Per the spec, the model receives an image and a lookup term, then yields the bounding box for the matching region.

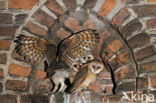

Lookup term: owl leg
[59,82,67,92]
[51,81,60,93]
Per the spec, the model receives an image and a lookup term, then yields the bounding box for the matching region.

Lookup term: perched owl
[67,60,104,93]
[14,29,100,93]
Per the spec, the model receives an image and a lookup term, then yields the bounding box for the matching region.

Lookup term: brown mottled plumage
[14,29,101,93]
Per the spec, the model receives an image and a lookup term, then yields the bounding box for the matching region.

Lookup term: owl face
[89,61,104,74]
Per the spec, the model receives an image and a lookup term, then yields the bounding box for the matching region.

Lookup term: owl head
[89,61,104,74]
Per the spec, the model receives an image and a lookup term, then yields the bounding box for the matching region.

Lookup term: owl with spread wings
[14,29,104,93]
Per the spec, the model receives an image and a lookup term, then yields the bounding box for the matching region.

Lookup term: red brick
[56,28,71,40]
[137,77,148,90]
[0,13,13,24]
[97,69,111,79]
[150,76,156,88]
[120,19,142,38]
[9,0,39,10]
[105,86,113,95]
[83,0,97,10]
[88,82,102,93]
[33,9,54,27]
[111,7,130,27]
[97,0,117,18]
[21,95,49,103]
[115,66,136,82]
[0,53,7,64]
[115,82,136,94]
[110,50,132,72]
[63,0,77,9]
[83,19,96,30]
[0,95,17,103]
[46,0,65,15]
[6,80,28,92]
[0,40,11,50]
[34,80,52,94]
[24,21,48,36]
[64,17,80,32]
[0,68,4,78]
[107,40,123,53]
[15,14,27,25]
[132,5,156,17]
[146,18,156,29]
[9,64,31,77]
[128,33,150,49]
[36,69,47,80]
[0,26,16,37]
[0,1,6,9]
[138,61,156,74]
[0,83,2,93]
[134,45,156,61]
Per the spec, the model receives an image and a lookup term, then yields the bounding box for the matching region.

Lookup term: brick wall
[0,0,156,103]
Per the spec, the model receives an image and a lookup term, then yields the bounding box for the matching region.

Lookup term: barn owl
[14,29,100,93]
[67,60,104,93]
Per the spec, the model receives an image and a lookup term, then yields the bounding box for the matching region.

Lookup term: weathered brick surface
[0,26,16,37]
[134,45,156,61]
[5,80,28,92]
[0,53,7,64]
[33,9,54,27]
[83,19,96,30]
[128,33,150,49]
[138,61,156,74]
[98,0,117,18]
[115,82,136,93]
[107,40,123,53]
[88,82,102,94]
[0,1,6,9]
[83,0,97,10]
[0,95,17,103]
[0,68,4,78]
[9,0,39,10]
[15,14,28,25]
[115,66,136,82]
[9,64,31,77]
[150,76,156,88]
[105,86,113,95]
[0,40,11,50]
[132,5,156,17]
[97,69,111,79]
[120,19,142,38]
[137,77,148,90]
[109,50,132,72]
[56,28,71,40]
[101,95,122,103]
[34,80,52,94]
[146,18,156,29]
[36,69,47,80]
[0,13,13,24]
[46,0,65,15]
[63,0,77,9]
[64,17,80,32]
[111,7,130,27]
[21,95,49,103]
[24,21,48,36]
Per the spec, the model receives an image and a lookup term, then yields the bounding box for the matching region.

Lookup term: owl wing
[14,34,56,64]
[58,29,99,71]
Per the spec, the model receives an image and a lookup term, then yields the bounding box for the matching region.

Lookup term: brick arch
[0,0,156,103]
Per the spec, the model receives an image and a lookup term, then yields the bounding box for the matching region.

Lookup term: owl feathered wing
[58,29,100,69]
[14,35,56,64]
